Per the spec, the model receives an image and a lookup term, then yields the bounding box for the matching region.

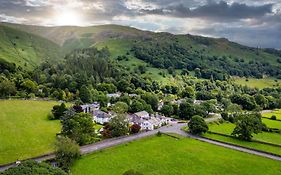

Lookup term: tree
[179,102,207,120]
[188,115,208,135]
[0,79,16,97]
[201,100,217,114]
[161,103,174,117]
[230,94,257,110]
[130,99,153,113]
[255,94,268,109]
[141,93,159,111]
[21,79,38,93]
[105,114,129,137]
[113,101,129,114]
[79,85,92,103]
[231,113,263,141]
[1,160,66,175]
[51,103,67,120]
[61,110,95,145]
[180,86,195,99]
[55,137,80,172]
[130,124,141,134]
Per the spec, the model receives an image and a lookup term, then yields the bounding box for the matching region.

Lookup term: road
[1,115,281,172]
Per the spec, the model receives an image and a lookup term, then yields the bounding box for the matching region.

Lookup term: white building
[93,110,112,124]
[129,111,170,131]
[81,102,100,113]
[134,111,150,119]
[107,93,121,98]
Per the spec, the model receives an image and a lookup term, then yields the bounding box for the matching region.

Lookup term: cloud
[139,1,273,20]
[0,0,280,48]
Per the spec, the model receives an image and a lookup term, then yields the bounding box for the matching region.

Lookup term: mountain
[0,24,63,69]
[1,22,281,79]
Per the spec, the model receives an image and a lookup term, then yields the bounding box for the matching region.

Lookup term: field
[233,77,281,89]
[263,109,281,120]
[0,100,63,164]
[204,119,281,155]
[72,135,281,175]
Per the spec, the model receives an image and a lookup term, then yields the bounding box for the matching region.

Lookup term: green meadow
[233,77,281,89]
[0,100,63,164]
[204,120,281,155]
[72,135,281,175]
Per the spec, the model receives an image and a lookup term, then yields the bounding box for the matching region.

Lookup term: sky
[0,0,280,48]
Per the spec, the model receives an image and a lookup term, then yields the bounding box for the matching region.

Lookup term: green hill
[2,22,281,80]
[0,24,63,69]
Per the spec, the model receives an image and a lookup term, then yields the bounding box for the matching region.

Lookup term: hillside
[0,24,63,69]
[1,22,281,80]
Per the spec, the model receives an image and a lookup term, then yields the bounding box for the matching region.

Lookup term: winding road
[1,115,281,172]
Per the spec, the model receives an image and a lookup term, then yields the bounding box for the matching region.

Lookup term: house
[129,94,138,97]
[193,100,204,105]
[171,99,185,106]
[107,93,121,98]
[93,110,112,124]
[128,111,170,131]
[81,102,100,113]
[134,111,150,119]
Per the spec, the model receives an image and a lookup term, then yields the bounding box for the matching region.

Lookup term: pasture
[0,100,63,164]
[72,135,281,175]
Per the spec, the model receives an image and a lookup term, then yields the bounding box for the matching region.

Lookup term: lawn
[233,77,281,89]
[263,109,281,120]
[0,100,64,164]
[72,135,281,175]
[205,121,281,155]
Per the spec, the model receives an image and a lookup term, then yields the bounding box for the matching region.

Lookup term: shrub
[1,160,66,175]
[130,124,141,134]
[156,131,162,137]
[221,112,229,121]
[271,115,277,120]
[123,169,143,175]
[47,112,55,120]
[55,137,81,172]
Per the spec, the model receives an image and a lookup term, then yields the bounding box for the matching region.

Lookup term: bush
[55,137,81,172]
[188,115,209,135]
[271,115,277,120]
[221,112,229,121]
[156,131,162,137]
[130,124,141,134]
[1,160,66,175]
[47,112,55,120]
[123,169,143,175]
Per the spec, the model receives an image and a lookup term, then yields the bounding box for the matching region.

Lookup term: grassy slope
[72,135,281,175]
[233,77,281,89]
[0,100,62,164]
[0,25,63,69]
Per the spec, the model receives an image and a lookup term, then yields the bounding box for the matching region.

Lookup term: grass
[0,100,63,164]
[233,77,281,89]
[0,25,62,69]
[204,121,281,155]
[72,135,281,175]
[263,109,281,120]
